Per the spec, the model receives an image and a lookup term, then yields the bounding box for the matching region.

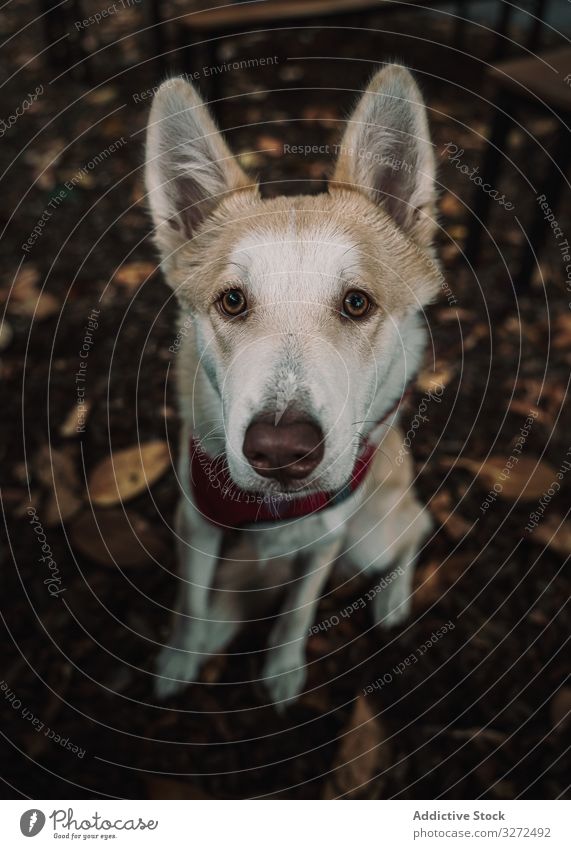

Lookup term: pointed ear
[145,78,252,258]
[332,64,436,246]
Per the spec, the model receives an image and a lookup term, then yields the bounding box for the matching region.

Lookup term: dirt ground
[1,2,570,799]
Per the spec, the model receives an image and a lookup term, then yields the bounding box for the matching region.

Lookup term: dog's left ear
[332,64,436,246]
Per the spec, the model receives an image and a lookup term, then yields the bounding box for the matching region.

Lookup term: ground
[0,2,570,799]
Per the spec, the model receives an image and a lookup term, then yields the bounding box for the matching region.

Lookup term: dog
[145,63,440,707]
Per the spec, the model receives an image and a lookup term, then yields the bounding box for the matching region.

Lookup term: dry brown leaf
[463,323,489,351]
[85,86,118,105]
[414,553,473,611]
[511,379,566,420]
[413,559,442,610]
[501,316,542,346]
[550,687,571,731]
[447,224,467,240]
[302,105,340,128]
[416,364,453,394]
[307,161,328,180]
[113,261,157,292]
[553,314,571,350]
[255,134,283,157]
[236,151,265,170]
[130,178,146,206]
[508,399,548,425]
[33,445,83,525]
[439,192,464,217]
[88,441,171,506]
[441,456,558,501]
[322,695,386,799]
[433,307,475,323]
[3,265,40,298]
[440,242,461,264]
[531,514,571,556]
[6,266,59,320]
[0,319,13,351]
[59,400,92,437]
[70,509,171,567]
[428,490,471,539]
[24,139,65,189]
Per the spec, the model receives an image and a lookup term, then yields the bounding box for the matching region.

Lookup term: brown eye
[219,289,247,317]
[342,289,372,319]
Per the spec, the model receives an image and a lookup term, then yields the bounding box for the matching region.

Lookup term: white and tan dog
[145,64,441,706]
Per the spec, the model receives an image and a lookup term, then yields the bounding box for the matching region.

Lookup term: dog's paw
[262,657,307,710]
[154,645,203,699]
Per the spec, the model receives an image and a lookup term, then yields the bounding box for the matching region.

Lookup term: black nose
[243,410,324,484]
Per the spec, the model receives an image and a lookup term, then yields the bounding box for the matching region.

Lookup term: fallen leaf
[307,161,328,180]
[59,400,92,437]
[433,307,475,323]
[33,445,83,525]
[553,314,571,350]
[508,399,548,425]
[6,266,59,320]
[236,151,265,170]
[428,491,471,539]
[85,86,118,105]
[439,192,464,217]
[530,514,571,556]
[511,379,566,421]
[413,559,442,610]
[113,261,157,293]
[414,554,473,610]
[463,323,489,351]
[3,265,40,297]
[322,696,386,799]
[254,134,283,157]
[70,509,171,567]
[500,316,541,346]
[302,105,340,128]
[440,242,461,263]
[550,687,571,732]
[24,139,66,189]
[0,319,12,351]
[447,224,467,241]
[88,441,171,506]
[440,456,558,501]
[416,364,453,394]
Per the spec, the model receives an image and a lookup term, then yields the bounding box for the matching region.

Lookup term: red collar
[189,391,410,529]
[189,438,377,529]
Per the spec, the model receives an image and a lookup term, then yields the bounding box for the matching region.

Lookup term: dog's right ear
[145,78,252,258]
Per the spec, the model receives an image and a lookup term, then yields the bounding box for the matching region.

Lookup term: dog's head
[146,65,441,496]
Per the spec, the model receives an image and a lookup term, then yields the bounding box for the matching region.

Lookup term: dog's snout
[243,410,324,484]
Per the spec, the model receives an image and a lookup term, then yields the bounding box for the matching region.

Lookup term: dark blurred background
[1,1,570,799]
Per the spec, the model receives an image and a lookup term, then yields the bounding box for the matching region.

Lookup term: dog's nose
[243,411,324,483]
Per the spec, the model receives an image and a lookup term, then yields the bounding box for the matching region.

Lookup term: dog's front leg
[154,501,222,698]
[369,500,432,630]
[262,535,342,709]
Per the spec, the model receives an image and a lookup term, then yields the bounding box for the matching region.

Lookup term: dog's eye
[219,289,247,317]
[342,290,372,319]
